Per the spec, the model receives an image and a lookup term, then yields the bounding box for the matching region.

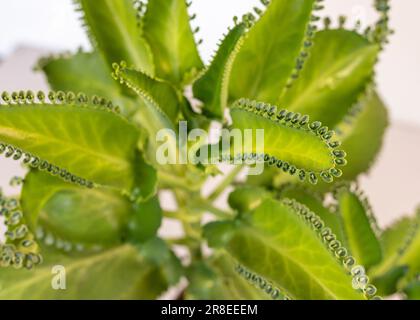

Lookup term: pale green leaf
[0,99,140,190]
[77,0,154,73]
[186,254,279,300]
[281,29,379,128]
[334,184,382,269]
[335,91,389,181]
[226,100,346,184]
[113,64,180,121]
[229,0,316,104]
[143,0,203,84]
[279,184,345,243]
[0,245,169,299]
[21,170,131,245]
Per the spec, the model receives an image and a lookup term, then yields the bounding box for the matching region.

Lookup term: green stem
[158,171,202,191]
[191,200,234,219]
[207,165,244,202]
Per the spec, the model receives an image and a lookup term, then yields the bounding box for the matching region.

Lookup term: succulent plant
[1,0,418,300]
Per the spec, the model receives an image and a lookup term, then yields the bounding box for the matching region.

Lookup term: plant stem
[191,201,233,219]
[158,171,202,191]
[207,165,244,202]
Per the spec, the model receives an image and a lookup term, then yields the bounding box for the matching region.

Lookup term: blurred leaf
[336,91,389,180]
[403,280,420,300]
[373,266,408,297]
[0,244,169,299]
[126,196,162,244]
[113,65,180,121]
[228,186,271,213]
[334,185,382,269]
[39,51,137,116]
[281,29,379,128]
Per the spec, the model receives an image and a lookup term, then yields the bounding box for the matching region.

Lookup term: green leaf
[0,244,169,299]
[126,196,162,244]
[193,23,246,119]
[404,280,420,300]
[335,91,389,181]
[21,170,131,246]
[279,184,345,243]
[112,64,180,121]
[396,215,420,279]
[229,0,316,104]
[143,0,203,84]
[205,198,369,300]
[226,100,346,184]
[281,29,379,128]
[76,0,154,73]
[370,215,417,277]
[186,254,280,300]
[0,96,140,191]
[228,186,271,213]
[139,237,184,286]
[38,51,137,117]
[373,266,408,296]
[334,184,382,269]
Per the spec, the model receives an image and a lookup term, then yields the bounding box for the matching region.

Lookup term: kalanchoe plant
[0,0,418,300]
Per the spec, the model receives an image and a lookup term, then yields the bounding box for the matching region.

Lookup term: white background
[0,0,419,125]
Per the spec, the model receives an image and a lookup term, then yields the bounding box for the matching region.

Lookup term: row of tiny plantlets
[1,90,120,113]
[281,198,380,300]
[0,90,130,189]
[226,98,346,185]
[235,263,291,300]
[283,0,324,92]
[0,142,93,189]
[0,192,42,269]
